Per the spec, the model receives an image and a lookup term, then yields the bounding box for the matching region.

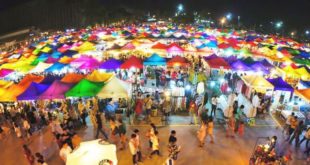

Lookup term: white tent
[29,62,53,73]
[66,139,117,165]
[97,76,130,99]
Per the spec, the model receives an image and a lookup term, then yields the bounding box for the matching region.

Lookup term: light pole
[220,17,226,29]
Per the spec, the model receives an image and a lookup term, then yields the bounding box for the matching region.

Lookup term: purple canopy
[99,58,122,70]
[39,80,73,100]
[231,60,251,71]
[224,56,238,64]
[250,62,269,74]
[45,57,59,64]
[261,59,274,69]
[0,69,13,77]
[71,56,100,70]
[267,77,293,93]
[204,54,218,61]
[41,75,63,84]
[17,82,50,100]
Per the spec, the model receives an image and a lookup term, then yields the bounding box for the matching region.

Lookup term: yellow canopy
[295,67,310,81]
[97,76,129,99]
[241,75,274,93]
[282,66,300,79]
[86,70,113,82]
[0,80,13,89]
[77,41,95,53]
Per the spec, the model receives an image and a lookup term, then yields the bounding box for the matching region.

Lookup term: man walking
[95,112,108,140]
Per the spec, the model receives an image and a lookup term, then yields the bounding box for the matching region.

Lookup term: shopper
[95,112,108,140]
[118,119,127,150]
[133,129,142,162]
[129,134,138,165]
[169,130,177,143]
[189,100,197,125]
[299,127,310,148]
[22,144,35,165]
[211,95,217,118]
[59,143,72,162]
[197,121,207,147]
[149,130,160,158]
[206,117,214,143]
[289,120,305,147]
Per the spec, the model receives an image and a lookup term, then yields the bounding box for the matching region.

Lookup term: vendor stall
[267,77,294,104]
[241,75,274,98]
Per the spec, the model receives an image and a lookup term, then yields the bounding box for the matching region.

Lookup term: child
[149,130,160,158]
[238,121,245,137]
[206,117,214,143]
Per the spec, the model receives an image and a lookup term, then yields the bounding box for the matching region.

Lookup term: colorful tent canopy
[99,58,122,70]
[0,69,14,77]
[166,43,184,53]
[295,88,310,103]
[267,77,293,92]
[206,57,231,70]
[120,56,143,69]
[97,77,129,99]
[0,80,13,89]
[59,56,75,64]
[29,62,53,73]
[250,62,270,74]
[204,54,218,61]
[39,80,73,100]
[230,60,251,71]
[41,75,63,84]
[61,73,85,83]
[241,75,274,93]
[298,81,310,89]
[282,66,300,79]
[86,70,113,82]
[295,67,310,81]
[65,79,104,97]
[17,82,50,100]
[167,56,188,67]
[151,42,167,49]
[143,53,166,66]
[45,62,68,73]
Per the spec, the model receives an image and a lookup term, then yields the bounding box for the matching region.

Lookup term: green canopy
[65,79,104,97]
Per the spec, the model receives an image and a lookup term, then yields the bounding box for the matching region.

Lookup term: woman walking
[206,117,214,143]
[197,121,207,147]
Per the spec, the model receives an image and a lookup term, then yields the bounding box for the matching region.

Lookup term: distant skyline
[0,0,309,33]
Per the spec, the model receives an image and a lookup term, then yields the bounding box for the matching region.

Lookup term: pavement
[0,111,309,165]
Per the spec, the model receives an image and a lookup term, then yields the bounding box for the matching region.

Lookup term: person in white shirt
[211,96,218,118]
[129,134,138,165]
[59,143,72,162]
[251,94,260,117]
[149,130,160,158]
[134,129,142,162]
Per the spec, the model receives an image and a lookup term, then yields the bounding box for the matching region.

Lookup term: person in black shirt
[95,112,108,140]
[169,130,177,143]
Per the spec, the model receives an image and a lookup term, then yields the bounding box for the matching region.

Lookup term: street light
[178,4,184,12]
[226,13,232,20]
[306,30,309,35]
[275,21,283,29]
[220,17,226,28]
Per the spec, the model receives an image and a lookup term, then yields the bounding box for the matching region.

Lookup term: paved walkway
[0,114,309,165]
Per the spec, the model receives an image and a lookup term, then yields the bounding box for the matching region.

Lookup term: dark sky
[0,0,309,31]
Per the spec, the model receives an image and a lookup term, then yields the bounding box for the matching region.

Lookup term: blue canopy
[45,62,67,73]
[143,53,166,66]
[99,58,122,70]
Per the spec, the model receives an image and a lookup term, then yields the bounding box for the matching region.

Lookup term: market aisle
[0,116,308,165]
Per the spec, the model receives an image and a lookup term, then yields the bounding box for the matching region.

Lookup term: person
[23,118,32,139]
[118,119,127,150]
[146,123,157,150]
[169,130,177,144]
[211,96,217,118]
[13,122,22,138]
[197,121,207,147]
[134,92,143,116]
[238,121,245,137]
[129,134,138,165]
[149,130,160,158]
[71,133,82,149]
[226,117,235,138]
[167,137,181,165]
[234,105,245,133]
[144,95,153,122]
[133,129,142,162]
[206,117,214,143]
[299,127,310,148]
[189,100,197,125]
[283,112,295,134]
[286,116,298,141]
[289,120,305,147]
[163,99,171,121]
[22,144,35,165]
[59,143,72,162]
[95,112,108,140]
[35,152,48,165]
[251,93,260,117]
[78,100,87,126]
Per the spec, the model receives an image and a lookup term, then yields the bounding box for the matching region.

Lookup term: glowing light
[219,78,225,83]
[226,13,232,20]
[221,18,226,25]
[178,4,184,12]
[210,81,215,87]
[185,85,191,90]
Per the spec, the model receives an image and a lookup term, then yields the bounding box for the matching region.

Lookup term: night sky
[0,0,309,31]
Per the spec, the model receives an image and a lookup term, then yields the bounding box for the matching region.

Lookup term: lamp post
[220,17,226,29]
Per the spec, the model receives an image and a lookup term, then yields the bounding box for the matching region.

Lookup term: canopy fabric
[0,69,14,77]
[261,59,274,69]
[41,75,63,84]
[99,58,122,70]
[65,79,104,97]
[39,80,73,100]
[120,56,143,69]
[282,66,300,79]
[143,53,166,66]
[295,67,310,81]
[29,62,53,73]
[151,42,167,49]
[241,75,274,93]
[166,43,184,53]
[76,41,95,53]
[86,70,113,82]
[299,80,310,89]
[66,140,117,165]
[0,80,13,89]
[295,88,310,103]
[267,77,293,92]
[97,77,129,99]
[17,82,50,100]
[204,54,218,61]
[167,55,188,67]
[45,62,67,73]
[250,62,270,74]
[230,60,251,71]
[71,56,100,69]
[206,57,231,69]
[19,74,44,86]
[61,73,85,83]
[59,56,75,64]
[121,42,136,50]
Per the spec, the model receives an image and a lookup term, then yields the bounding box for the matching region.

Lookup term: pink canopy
[39,80,73,100]
[71,56,101,70]
[166,43,184,53]
[0,69,14,77]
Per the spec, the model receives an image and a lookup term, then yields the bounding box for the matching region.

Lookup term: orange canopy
[61,73,85,83]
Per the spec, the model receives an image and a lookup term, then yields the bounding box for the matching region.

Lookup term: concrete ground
[0,113,309,165]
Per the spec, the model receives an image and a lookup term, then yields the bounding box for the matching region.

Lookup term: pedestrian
[144,95,153,122]
[109,118,118,142]
[169,130,177,144]
[238,121,245,137]
[71,133,82,149]
[13,122,22,138]
[35,152,48,165]
[283,112,294,134]
[286,116,298,141]
[133,129,142,162]
[59,142,72,162]
[118,119,127,150]
[226,117,235,138]
[95,112,108,140]
[146,123,157,150]
[299,127,310,148]
[197,121,207,147]
[166,137,181,165]
[23,118,32,139]
[149,130,160,158]
[189,100,197,125]
[129,134,138,165]
[211,95,217,118]
[22,144,35,165]
[289,120,305,147]
[206,117,214,143]
[234,105,245,133]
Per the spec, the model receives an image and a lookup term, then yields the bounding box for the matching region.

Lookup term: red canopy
[151,42,167,49]
[120,56,143,69]
[206,57,231,69]
[167,56,188,67]
[166,43,185,52]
